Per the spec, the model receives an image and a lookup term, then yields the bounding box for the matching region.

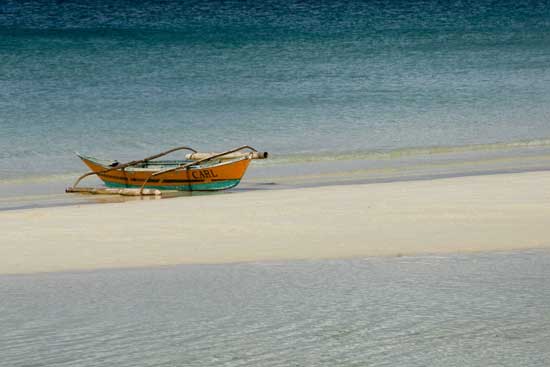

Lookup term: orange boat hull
[80,156,251,191]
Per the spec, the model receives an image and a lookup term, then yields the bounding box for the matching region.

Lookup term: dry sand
[1,171,550,275]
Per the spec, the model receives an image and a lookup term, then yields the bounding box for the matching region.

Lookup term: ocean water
[1,0,550,185]
[1,250,550,366]
[2,3,550,363]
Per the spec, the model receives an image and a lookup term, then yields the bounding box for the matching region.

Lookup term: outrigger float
[66,145,268,196]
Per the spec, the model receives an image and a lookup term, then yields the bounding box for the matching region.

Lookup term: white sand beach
[1,171,550,275]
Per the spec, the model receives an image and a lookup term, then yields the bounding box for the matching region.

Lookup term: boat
[66,145,268,196]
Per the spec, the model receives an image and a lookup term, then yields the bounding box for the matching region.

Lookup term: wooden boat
[66,146,268,195]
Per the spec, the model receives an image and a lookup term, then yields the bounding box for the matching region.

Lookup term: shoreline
[1,170,550,275]
[2,145,550,212]
[2,165,550,213]
[2,248,548,278]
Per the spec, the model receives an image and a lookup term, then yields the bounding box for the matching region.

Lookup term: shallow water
[1,250,549,366]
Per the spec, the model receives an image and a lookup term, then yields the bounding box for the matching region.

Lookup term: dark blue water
[1,0,550,181]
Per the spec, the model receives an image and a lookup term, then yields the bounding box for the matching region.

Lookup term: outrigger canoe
[66,145,268,196]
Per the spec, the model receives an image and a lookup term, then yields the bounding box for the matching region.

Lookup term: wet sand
[1,171,550,275]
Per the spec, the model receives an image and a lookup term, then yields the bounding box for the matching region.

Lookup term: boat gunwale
[77,153,251,173]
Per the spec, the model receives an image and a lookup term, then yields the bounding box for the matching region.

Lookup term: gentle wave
[260,138,550,165]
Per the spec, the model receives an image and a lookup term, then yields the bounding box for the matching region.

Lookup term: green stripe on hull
[103,179,241,191]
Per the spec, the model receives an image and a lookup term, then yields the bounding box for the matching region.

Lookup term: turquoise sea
[2,2,550,365]
[1,0,550,209]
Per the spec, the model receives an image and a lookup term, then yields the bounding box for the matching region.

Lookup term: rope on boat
[67,146,198,191]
